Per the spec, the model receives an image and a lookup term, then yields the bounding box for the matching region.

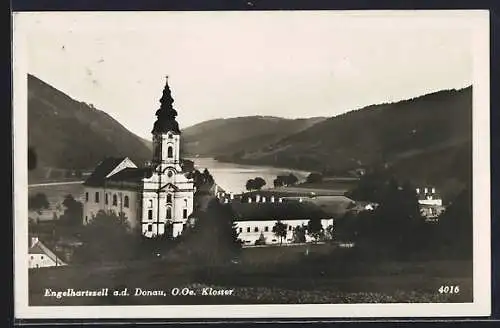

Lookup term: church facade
[82,77,195,238]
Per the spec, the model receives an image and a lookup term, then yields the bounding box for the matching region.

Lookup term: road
[28,181,84,188]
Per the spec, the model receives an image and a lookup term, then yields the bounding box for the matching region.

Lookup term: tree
[292,225,307,243]
[306,172,323,184]
[172,199,242,265]
[246,179,255,191]
[285,173,299,186]
[28,193,50,211]
[324,224,335,242]
[58,194,83,226]
[307,218,324,242]
[253,177,266,190]
[72,210,135,263]
[255,232,267,246]
[272,221,288,245]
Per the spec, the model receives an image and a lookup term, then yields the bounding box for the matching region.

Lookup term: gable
[106,157,137,178]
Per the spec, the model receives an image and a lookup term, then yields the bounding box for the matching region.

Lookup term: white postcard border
[13,10,491,319]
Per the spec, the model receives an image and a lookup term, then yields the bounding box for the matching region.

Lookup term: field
[29,244,472,306]
[28,183,85,206]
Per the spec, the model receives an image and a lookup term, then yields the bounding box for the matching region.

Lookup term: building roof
[83,157,128,186]
[106,167,153,182]
[29,239,67,265]
[231,201,331,221]
[84,157,154,187]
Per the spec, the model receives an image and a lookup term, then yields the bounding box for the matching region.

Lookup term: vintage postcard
[13,10,491,319]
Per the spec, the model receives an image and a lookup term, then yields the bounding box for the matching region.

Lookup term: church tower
[141,76,195,238]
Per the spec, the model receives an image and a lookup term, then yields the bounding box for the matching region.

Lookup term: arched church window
[166,206,172,219]
[112,194,117,206]
[124,196,129,208]
[167,146,173,158]
[105,193,108,205]
[184,198,188,207]
[148,199,153,208]
[167,133,173,139]
[167,194,172,204]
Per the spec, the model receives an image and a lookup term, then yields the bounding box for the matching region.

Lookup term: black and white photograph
[13,10,491,319]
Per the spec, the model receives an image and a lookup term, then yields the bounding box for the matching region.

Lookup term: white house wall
[235,218,334,246]
[29,253,59,269]
[83,186,139,229]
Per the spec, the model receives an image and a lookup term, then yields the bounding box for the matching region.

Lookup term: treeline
[337,169,472,260]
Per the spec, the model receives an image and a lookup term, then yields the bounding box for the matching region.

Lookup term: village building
[29,236,67,269]
[416,187,446,220]
[82,77,195,238]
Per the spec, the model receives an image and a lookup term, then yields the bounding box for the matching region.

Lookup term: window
[168,133,173,139]
[30,256,33,260]
[41,256,44,260]
[95,192,99,203]
[254,227,259,232]
[105,193,108,205]
[167,146,173,158]
[239,228,242,233]
[148,199,153,208]
[288,225,292,231]
[85,192,89,202]
[85,216,88,223]
[264,226,269,232]
[183,209,188,219]
[148,210,153,220]
[166,194,172,204]
[184,199,188,207]
[247,227,250,233]
[147,225,152,232]
[167,170,173,178]
[124,196,129,208]
[166,207,172,219]
[112,194,117,206]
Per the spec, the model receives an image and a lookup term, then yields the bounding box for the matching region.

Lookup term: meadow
[29,244,472,306]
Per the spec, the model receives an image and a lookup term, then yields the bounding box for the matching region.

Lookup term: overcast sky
[23,11,474,139]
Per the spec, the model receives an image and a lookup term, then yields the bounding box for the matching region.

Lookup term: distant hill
[215,87,473,198]
[181,116,327,157]
[28,74,152,177]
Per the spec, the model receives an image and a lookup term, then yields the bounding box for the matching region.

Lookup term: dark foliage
[245,177,266,191]
[28,193,50,211]
[172,199,242,265]
[307,218,324,242]
[57,194,83,226]
[306,172,323,183]
[272,221,288,245]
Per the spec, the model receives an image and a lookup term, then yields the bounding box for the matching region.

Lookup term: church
[82,77,195,238]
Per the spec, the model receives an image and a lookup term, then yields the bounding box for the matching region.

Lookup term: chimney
[262,197,266,203]
[30,236,39,248]
[416,188,420,194]
[256,195,261,203]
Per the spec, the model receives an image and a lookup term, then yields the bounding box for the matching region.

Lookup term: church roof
[107,167,153,182]
[231,201,331,222]
[83,157,127,186]
[84,157,153,187]
[152,76,181,135]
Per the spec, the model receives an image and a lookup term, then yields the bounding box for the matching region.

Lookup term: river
[190,157,310,194]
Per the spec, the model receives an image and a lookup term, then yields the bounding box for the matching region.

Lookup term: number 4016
[438,285,460,294]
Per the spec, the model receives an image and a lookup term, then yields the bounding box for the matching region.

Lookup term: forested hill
[215,86,473,192]
[181,116,327,157]
[28,74,152,172]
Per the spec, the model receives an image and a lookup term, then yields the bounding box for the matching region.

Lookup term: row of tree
[255,218,334,246]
